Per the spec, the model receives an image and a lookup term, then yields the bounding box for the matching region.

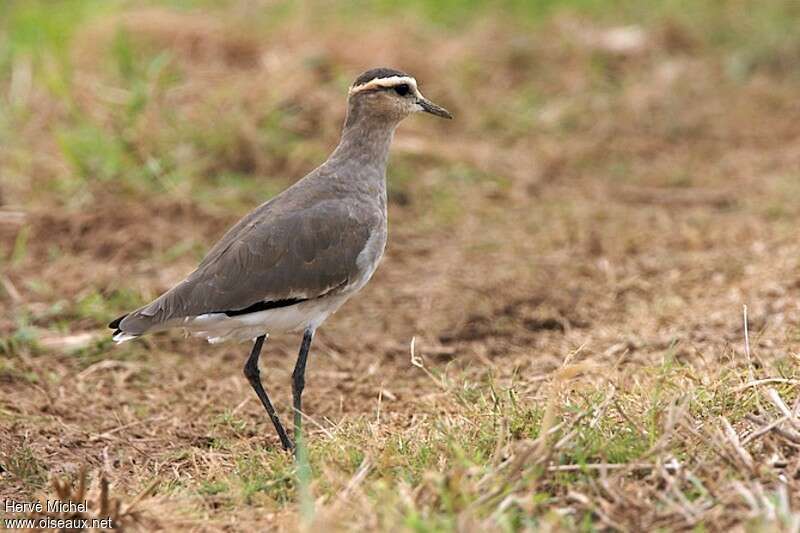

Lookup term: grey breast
[117,170,383,335]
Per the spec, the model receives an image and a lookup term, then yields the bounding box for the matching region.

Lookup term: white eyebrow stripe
[349,76,419,96]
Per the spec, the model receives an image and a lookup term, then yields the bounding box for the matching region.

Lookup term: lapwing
[109,67,452,451]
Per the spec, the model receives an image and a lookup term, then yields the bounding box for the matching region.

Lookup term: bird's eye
[394,84,410,96]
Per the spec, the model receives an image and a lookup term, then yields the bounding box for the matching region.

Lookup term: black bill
[418,97,453,119]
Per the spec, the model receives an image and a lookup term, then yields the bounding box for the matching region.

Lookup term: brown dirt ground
[2,5,800,531]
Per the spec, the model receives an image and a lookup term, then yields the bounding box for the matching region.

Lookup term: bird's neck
[326,117,397,178]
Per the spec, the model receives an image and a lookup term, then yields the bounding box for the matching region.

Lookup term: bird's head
[345,67,452,127]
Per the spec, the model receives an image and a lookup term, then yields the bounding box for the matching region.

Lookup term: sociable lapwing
[109,67,452,451]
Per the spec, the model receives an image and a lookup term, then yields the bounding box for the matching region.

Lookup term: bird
[108,67,452,451]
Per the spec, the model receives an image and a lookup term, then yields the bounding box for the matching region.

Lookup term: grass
[3,0,800,530]
[1,443,48,491]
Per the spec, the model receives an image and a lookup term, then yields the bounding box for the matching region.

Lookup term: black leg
[243,335,293,451]
[292,329,314,449]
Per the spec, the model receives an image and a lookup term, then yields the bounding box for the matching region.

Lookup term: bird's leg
[291,329,314,450]
[243,335,293,451]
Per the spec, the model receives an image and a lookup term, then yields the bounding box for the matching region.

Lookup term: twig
[409,336,448,390]
[231,397,250,416]
[296,408,336,440]
[0,210,26,225]
[547,463,653,472]
[78,360,142,380]
[741,415,789,445]
[720,417,754,471]
[0,275,21,303]
[125,478,161,514]
[567,491,626,531]
[89,416,162,442]
[732,481,759,512]
[764,388,800,431]
[734,379,800,392]
[746,414,800,444]
[743,305,754,384]
[336,457,372,503]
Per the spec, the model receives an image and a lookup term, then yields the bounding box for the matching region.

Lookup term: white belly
[181,294,350,343]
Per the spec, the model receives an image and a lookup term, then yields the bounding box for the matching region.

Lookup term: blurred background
[2,0,800,529]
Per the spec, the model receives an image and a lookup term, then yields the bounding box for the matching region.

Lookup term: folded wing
[114,200,372,336]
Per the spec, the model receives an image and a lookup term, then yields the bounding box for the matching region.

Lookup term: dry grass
[3,0,800,530]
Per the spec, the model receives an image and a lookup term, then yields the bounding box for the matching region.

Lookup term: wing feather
[118,199,374,335]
